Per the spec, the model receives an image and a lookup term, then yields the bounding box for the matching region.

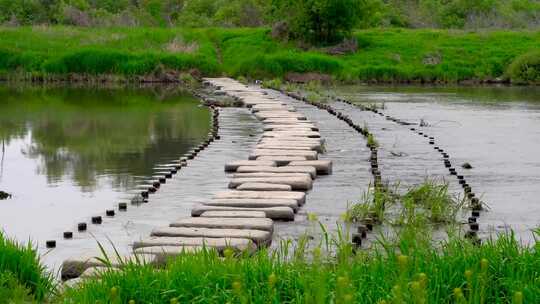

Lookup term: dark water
[334,85,540,243]
[0,85,210,246]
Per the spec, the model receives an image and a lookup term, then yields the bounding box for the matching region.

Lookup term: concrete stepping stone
[259,137,324,144]
[288,160,333,175]
[133,237,256,253]
[256,113,306,120]
[191,205,295,221]
[262,131,321,138]
[252,105,296,112]
[224,160,277,172]
[203,198,298,211]
[229,176,313,191]
[263,118,313,124]
[61,253,157,280]
[79,266,108,278]
[264,124,318,131]
[237,182,292,191]
[250,149,318,160]
[151,227,272,247]
[134,245,207,258]
[170,217,274,232]
[256,156,309,165]
[200,210,267,218]
[258,141,323,152]
[232,172,312,179]
[214,190,306,205]
[236,166,317,179]
[255,145,315,151]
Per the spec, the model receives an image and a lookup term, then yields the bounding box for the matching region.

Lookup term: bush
[0,232,53,301]
[506,50,540,84]
[270,0,363,45]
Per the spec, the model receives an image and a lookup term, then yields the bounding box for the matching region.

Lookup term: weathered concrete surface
[61,253,157,280]
[263,124,318,131]
[79,266,108,279]
[232,172,311,179]
[133,237,256,253]
[236,166,317,179]
[170,217,274,232]
[252,105,296,112]
[288,160,333,175]
[250,149,318,160]
[203,198,299,211]
[262,131,321,138]
[255,145,316,152]
[259,137,324,144]
[133,245,208,257]
[191,205,295,220]
[258,141,323,152]
[224,160,277,172]
[214,190,305,205]
[236,182,292,191]
[200,210,267,218]
[151,227,272,247]
[256,156,309,165]
[229,176,313,191]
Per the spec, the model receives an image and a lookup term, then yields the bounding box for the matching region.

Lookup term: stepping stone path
[60,77,333,282]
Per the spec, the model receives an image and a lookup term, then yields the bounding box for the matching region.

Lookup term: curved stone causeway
[59,78,346,282]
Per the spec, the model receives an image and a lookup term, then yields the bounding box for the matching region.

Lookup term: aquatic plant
[367,133,379,148]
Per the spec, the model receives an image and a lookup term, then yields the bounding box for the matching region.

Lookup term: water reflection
[0,85,210,242]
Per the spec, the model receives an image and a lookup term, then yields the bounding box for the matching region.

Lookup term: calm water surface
[0,85,210,245]
[335,85,540,242]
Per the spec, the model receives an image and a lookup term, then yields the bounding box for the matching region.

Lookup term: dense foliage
[0,0,538,29]
[0,27,538,83]
[269,0,363,45]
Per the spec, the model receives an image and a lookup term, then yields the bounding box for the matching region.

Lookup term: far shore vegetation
[0,0,538,85]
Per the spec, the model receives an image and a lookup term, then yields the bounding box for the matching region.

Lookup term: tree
[270,0,363,45]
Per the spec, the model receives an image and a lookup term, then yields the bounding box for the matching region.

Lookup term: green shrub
[506,50,540,84]
[270,0,363,45]
[0,232,53,301]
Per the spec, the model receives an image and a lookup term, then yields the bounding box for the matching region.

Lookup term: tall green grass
[57,228,540,303]
[0,232,54,302]
[0,27,538,84]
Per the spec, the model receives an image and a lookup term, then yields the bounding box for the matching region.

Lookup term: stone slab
[288,160,333,175]
[200,210,267,218]
[203,198,298,211]
[255,145,315,151]
[256,156,309,165]
[229,176,312,191]
[170,217,274,232]
[191,205,295,221]
[236,182,292,191]
[259,137,324,144]
[236,166,317,179]
[232,172,312,179]
[133,245,207,258]
[264,124,319,131]
[224,160,277,172]
[61,253,157,280]
[250,150,317,160]
[133,237,256,253]
[262,131,321,138]
[151,227,272,247]
[214,190,305,205]
[263,118,314,124]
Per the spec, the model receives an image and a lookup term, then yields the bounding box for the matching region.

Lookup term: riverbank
[0,27,539,84]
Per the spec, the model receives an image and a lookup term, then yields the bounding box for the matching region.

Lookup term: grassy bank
[0,27,539,84]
